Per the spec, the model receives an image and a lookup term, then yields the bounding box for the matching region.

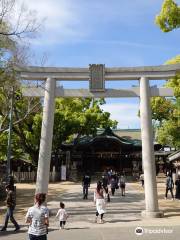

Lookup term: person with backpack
[82,173,91,199]
[165,173,174,200]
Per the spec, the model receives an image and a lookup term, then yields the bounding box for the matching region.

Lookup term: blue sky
[17,0,180,128]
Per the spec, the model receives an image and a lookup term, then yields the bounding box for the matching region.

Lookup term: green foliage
[0,85,42,163]
[155,0,180,32]
[152,55,180,148]
[53,98,117,152]
[157,119,180,148]
[165,55,180,97]
[0,93,117,164]
[0,131,8,161]
[151,97,173,122]
[154,0,180,147]
[0,0,42,163]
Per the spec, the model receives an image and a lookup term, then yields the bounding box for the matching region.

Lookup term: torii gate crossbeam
[17,63,180,219]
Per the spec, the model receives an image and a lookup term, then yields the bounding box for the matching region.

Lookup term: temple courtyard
[0,178,180,240]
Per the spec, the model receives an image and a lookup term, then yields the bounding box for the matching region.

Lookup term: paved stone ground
[0,180,180,240]
[48,182,144,227]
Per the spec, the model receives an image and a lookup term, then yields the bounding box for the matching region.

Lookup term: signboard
[61,165,66,180]
[89,64,105,92]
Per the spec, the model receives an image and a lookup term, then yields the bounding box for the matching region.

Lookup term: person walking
[175,175,180,200]
[119,175,126,196]
[25,193,49,240]
[102,174,110,202]
[0,184,20,232]
[94,181,106,224]
[82,173,91,199]
[55,202,68,229]
[110,175,116,196]
[165,173,174,200]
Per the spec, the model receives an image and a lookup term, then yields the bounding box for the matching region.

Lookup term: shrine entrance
[17,63,180,218]
[62,128,143,174]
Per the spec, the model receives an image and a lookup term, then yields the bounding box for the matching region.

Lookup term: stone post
[36,78,56,194]
[140,77,163,218]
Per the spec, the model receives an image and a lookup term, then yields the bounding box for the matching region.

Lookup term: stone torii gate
[17,63,180,218]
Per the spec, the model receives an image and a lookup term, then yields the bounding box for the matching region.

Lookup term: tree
[0,0,40,38]
[0,1,117,165]
[0,95,117,164]
[151,55,180,148]
[0,0,41,86]
[151,96,173,124]
[155,0,180,32]
[154,0,180,146]
[0,0,42,164]
[0,87,42,163]
[52,98,117,153]
[156,119,180,148]
[165,55,180,97]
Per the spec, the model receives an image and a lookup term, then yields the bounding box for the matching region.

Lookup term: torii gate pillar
[36,78,56,194]
[140,77,163,218]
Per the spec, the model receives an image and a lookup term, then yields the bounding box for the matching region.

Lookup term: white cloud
[15,0,89,44]
[14,0,164,45]
[101,102,140,129]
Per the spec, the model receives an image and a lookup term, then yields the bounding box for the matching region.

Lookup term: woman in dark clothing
[110,176,116,196]
[0,184,20,232]
[175,176,180,199]
[102,175,110,202]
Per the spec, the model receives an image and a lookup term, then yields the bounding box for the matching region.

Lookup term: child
[55,202,68,229]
